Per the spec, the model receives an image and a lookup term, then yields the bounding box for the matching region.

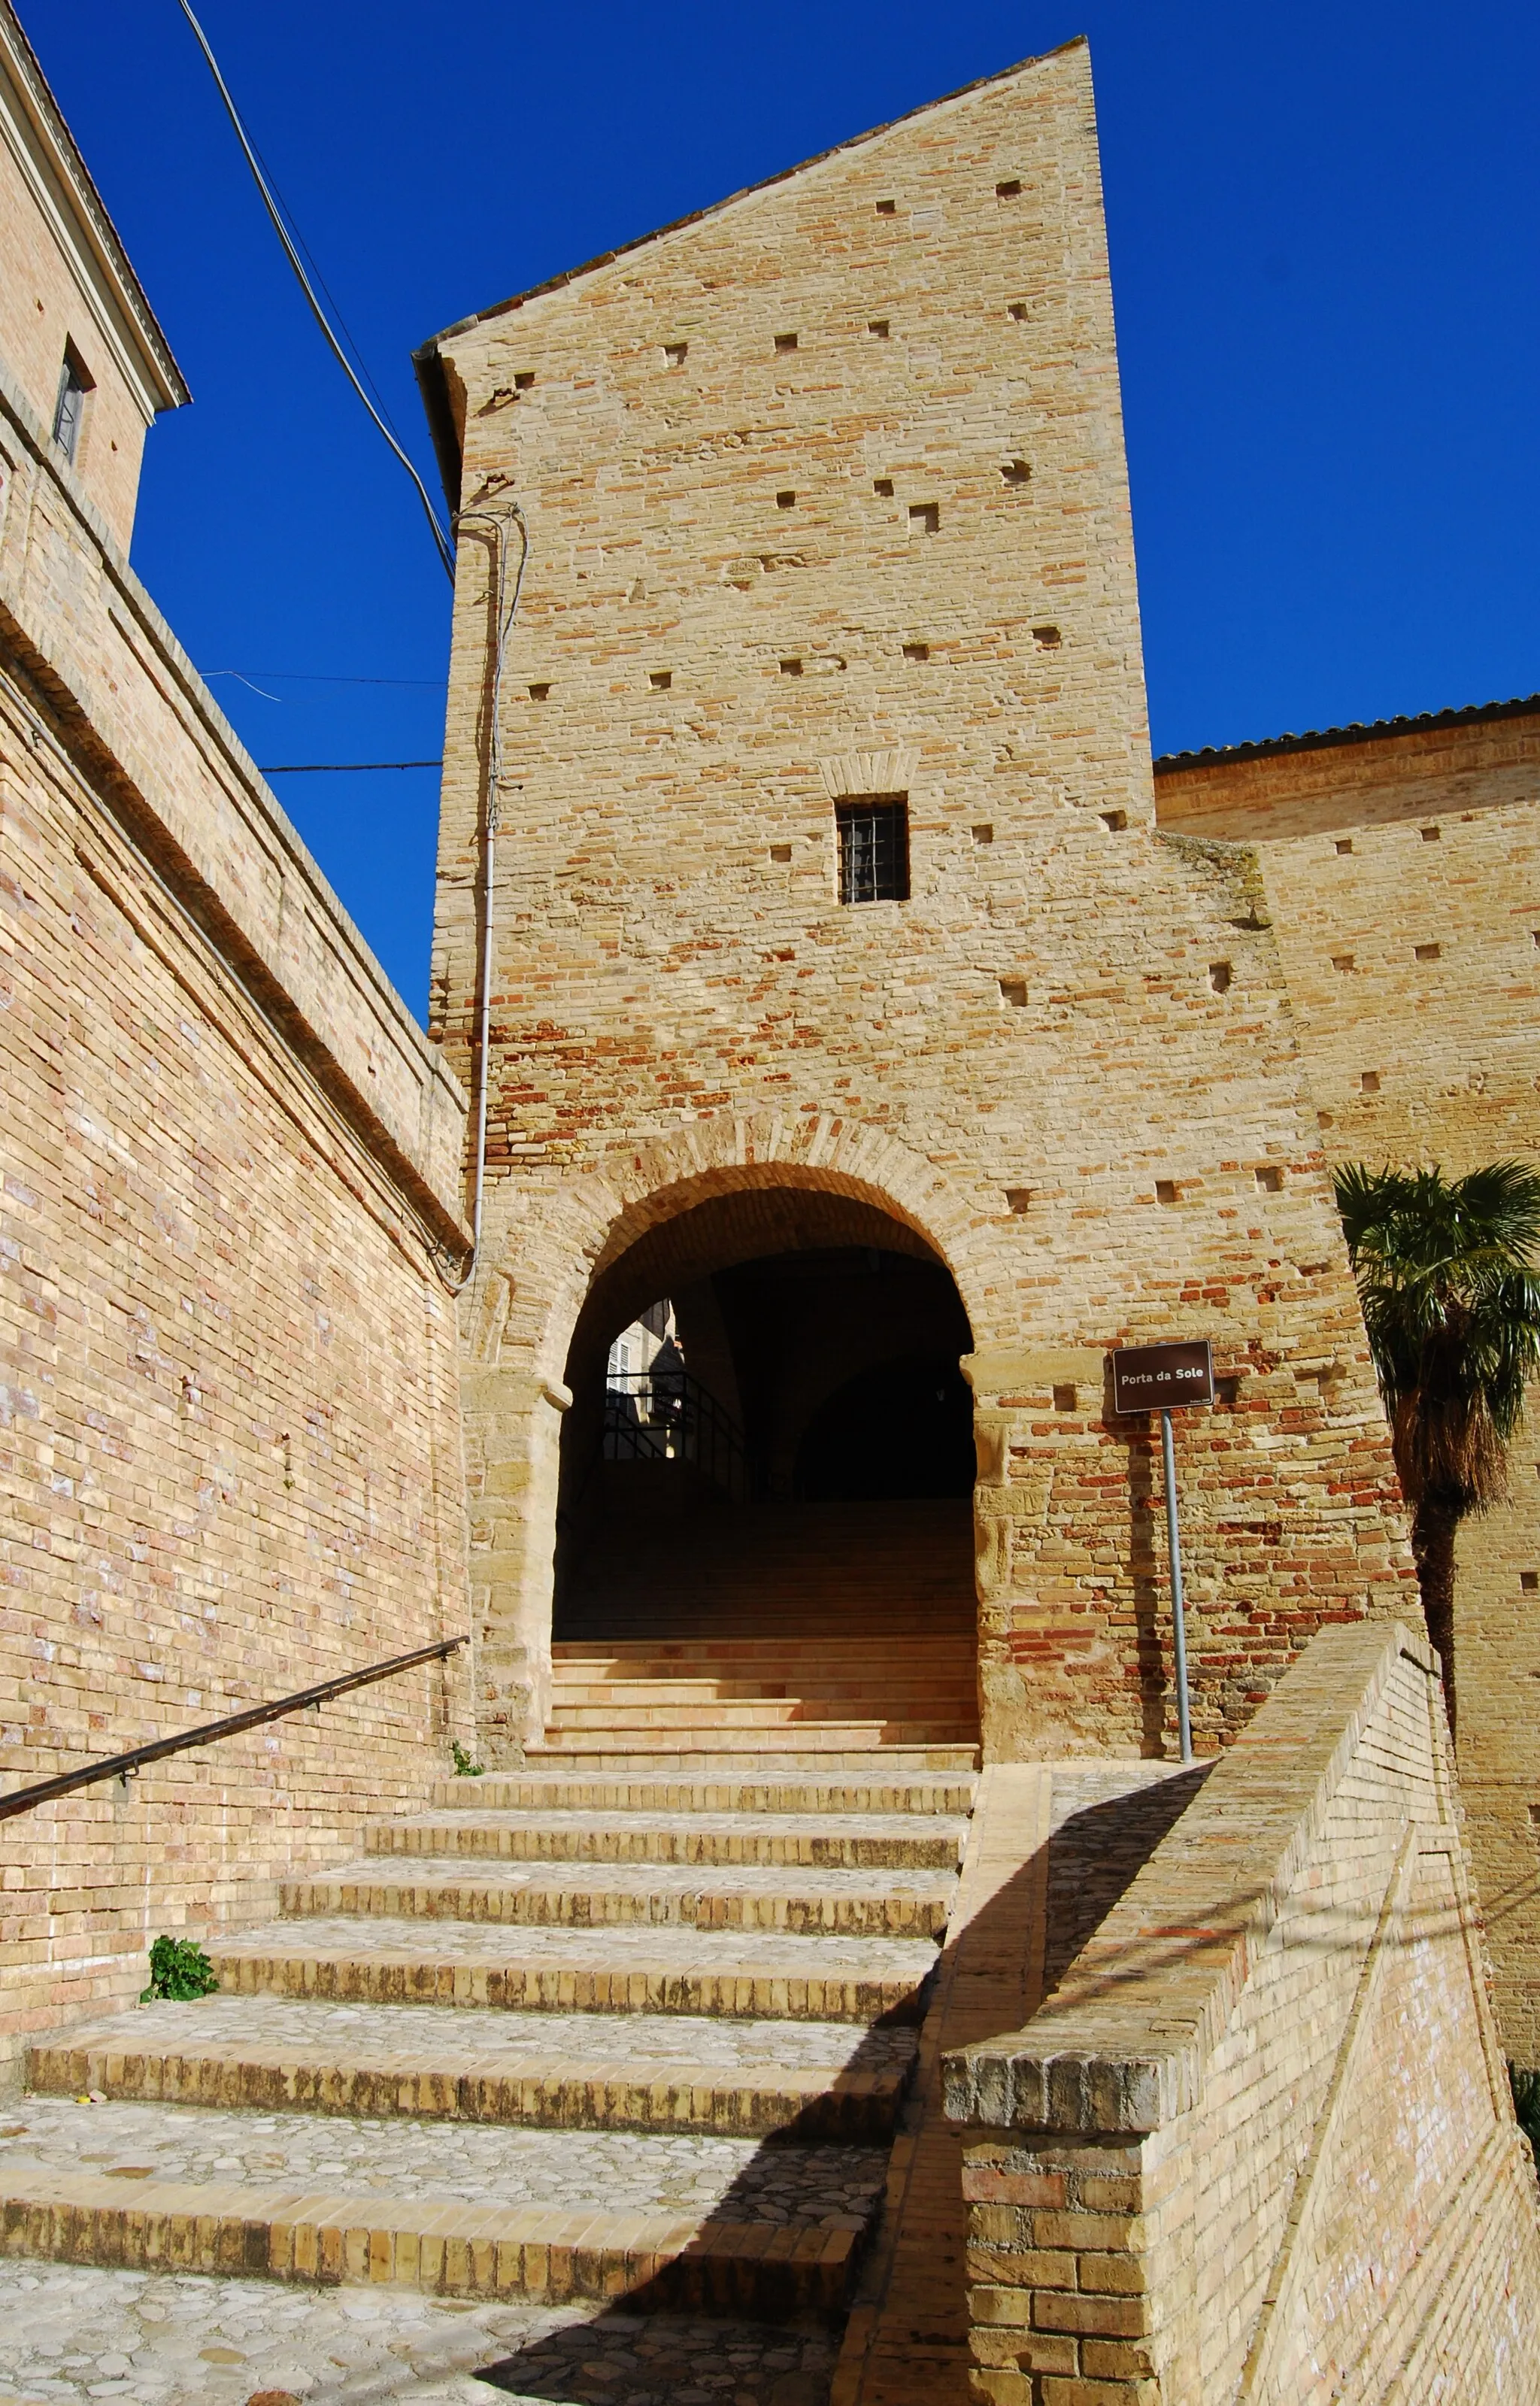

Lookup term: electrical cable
[261,760,443,774]
[173,0,455,581]
[173,8,534,1288]
[205,671,444,689]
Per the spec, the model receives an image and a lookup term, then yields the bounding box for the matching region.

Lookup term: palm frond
[1335,1157,1540,1506]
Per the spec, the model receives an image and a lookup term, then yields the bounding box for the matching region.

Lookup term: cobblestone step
[430,1770,979,1815]
[31,2001,917,2141]
[0,2262,841,2406]
[210,1918,941,2022]
[0,2099,881,2318]
[365,1810,967,1870]
[278,1857,956,1939]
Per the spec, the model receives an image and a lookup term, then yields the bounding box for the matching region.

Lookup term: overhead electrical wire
[205,670,445,690]
[174,0,456,580]
[174,6,535,1289]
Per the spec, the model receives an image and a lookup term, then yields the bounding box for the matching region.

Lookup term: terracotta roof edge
[1153,690,1540,774]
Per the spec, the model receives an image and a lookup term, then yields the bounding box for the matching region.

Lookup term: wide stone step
[366,1809,967,1871]
[525,1742,981,1773]
[0,2096,881,2317]
[553,1626,962,1646]
[546,1700,938,1729]
[552,1637,975,1665]
[431,1770,979,1815]
[536,1719,979,1751]
[31,2000,917,2141]
[279,1857,955,1940]
[211,1917,939,2023]
[0,2268,842,2403]
[548,1676,980,1707]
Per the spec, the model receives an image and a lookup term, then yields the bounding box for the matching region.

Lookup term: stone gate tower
[416,38,1419,1764]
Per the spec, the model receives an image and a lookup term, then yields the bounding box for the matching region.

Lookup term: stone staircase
[541,1639,981,1762]
[546,1495,982,1768]
[0,1734,977,2368]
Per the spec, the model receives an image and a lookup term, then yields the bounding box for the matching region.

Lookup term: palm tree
[1333,1161,1540,1738]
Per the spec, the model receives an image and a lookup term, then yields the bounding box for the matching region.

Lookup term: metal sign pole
[1160,1406,1194,1765]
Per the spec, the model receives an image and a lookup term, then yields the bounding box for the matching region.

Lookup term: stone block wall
[422,39,1418,1758]
[0,355,473,2071]
[1156,711,1540,2065]
[944,1620,1540,2403]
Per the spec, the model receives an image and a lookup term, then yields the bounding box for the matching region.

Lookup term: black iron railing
[603,1367,747,1500]
[0,1636,466,1822]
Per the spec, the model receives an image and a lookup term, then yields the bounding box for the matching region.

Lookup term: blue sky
[22,1,1539,1017]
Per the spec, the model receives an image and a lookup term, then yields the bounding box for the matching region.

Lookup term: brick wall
[0,341,473,2070]
[1156,713,1540,2066]
[944,1619,1540,2401]
[424,39,1419,1761]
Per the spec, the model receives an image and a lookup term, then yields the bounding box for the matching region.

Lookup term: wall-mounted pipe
[452,502,529,1273]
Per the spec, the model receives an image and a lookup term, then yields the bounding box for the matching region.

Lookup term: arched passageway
[550,1182,981,1755]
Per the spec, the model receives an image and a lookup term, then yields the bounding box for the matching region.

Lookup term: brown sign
[1110,1340,1214,1415]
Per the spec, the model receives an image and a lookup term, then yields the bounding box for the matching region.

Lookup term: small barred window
[836,797,909,904]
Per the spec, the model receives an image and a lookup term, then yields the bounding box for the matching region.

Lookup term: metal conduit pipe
[451,502,529,1274]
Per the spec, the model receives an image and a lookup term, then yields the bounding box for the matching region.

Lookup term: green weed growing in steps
[1509,2065,1540,2156]
[141,1936,219,2001]
[450,1739,484,1777]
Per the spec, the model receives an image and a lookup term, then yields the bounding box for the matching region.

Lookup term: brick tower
[416,38,1418,1765]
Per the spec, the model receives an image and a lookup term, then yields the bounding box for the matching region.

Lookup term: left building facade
[0,0,472,2073]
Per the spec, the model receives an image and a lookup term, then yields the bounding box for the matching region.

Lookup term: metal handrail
[603,1366,747,1500]
[0,1636,466,1822]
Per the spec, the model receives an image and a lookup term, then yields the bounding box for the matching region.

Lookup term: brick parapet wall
[944,1622,1540,2401]
[0,360,469,1249]
[0,366,474,2068]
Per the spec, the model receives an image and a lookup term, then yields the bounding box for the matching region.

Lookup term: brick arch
[563,1185,954,1397]
[476,1111,1002,1378]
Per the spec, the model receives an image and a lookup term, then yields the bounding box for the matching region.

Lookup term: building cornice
[0,0,189,421]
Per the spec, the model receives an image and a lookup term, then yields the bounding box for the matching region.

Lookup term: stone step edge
[550,1636,975,1654]
[431,1776,979,1813]
[523,1749,981,1773]
[277,1875,951,1941]
[541,1694,972,1713]
[362,1827,963,1870]
[544,1713,980,1735]
[208,1944,933,2025]
[0,2169,863,2315]
[29,2043,909,2139]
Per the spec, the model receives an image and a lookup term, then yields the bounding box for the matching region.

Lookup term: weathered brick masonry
[945,1622,1540,2404]
[1157,697,1540,2065]
[0,0,473,2074]
[417,38,1418,1766]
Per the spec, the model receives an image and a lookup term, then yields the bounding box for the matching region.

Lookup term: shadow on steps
[470,1763,1211,2406]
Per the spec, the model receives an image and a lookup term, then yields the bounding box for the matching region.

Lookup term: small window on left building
[53,345,93,464]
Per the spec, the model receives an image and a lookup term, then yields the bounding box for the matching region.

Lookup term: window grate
[837,797,909,904]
